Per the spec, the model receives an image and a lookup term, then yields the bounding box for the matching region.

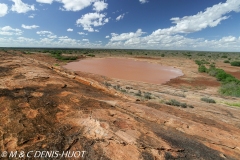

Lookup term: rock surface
[0,51,240,160]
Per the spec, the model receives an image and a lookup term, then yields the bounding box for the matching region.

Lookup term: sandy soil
[0,51,240,160]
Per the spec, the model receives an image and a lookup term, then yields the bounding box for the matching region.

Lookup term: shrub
[198,65,207,73]
[87,54,95,57]
[221,55,228,58]
[144,92,152,99]
[70,57,77,60]
[165,99,192,108]
[224,60,230,63]
[195,60,202,65]
[209,64,215,68]
[215,70,230,81]
[197,53,205,56]
[166,99,181,106]
[135,90,142,96]
[201,97,216,103]
[116,85,120,90]
[188,105,194,108]
[180,103,187,108]
[59,56,77,60]
[161,54,165,57]
[230,61,240,66]
[23,52,32,55]
[121,89,127,93]
[220,82,240,97]
[104,82,112,87]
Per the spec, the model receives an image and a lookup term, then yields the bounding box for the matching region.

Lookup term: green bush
[197,53,205,56]
[87,54,95,57]
[104,82,112,87]
[166,99,181,106]
[195,60,210,66]
[224,60,230,63]
[198,65,207,73]
[166,99,192,108]
[201,97,216,103]
[220,82,240,97]
[135,90,142,96]
[180,103,187,108]
[51,53,78,61]
[195,60,202,65]
[144,92,152,99]
[221,55,228,58]
[215,70,230,81]
[230,61,240,66]
[209,64,215,68]
[161,54,165,57]
[188,105,194,108]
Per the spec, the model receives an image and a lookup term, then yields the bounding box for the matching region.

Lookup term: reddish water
[63,58,183,84]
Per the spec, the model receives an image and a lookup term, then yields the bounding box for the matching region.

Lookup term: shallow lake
[63,58,183,84]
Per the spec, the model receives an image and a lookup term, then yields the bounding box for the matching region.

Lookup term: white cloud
[40,38,54,44]
[78,32,88,35]
[56,0,95,11]
[37,31,53,35]
[76,12,109,32]
[36,30,57,39]
[82,39,89,42]
[139,0,148,4]
[0,36,105,48]
[17,37,35,42]
[67,28,73,32]
[59,36,68,39]
[0,3,8,17]
[59,38,78,43]
[110,29,145,41]
[105,35,109,38]
[106,31,240,51]
[28,14,35,18]
[56,0,108,12]
[22,24,39,29]
[104,18,109,23]
[11,0,35,13]
[0,26,22,36]
[106,0,240,51]
[151,0,240,36]
[36,0,54,4]
[93,1,108,12]
[116,14,125,21]
[48,35,57,39]
[219,36,237,42]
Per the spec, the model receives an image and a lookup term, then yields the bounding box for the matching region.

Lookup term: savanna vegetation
[1,47,240,98]
[195,59,240,97]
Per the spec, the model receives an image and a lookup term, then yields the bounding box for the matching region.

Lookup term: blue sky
[0,0,240,51]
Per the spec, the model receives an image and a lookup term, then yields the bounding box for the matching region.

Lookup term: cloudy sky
[0,0,240,51]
